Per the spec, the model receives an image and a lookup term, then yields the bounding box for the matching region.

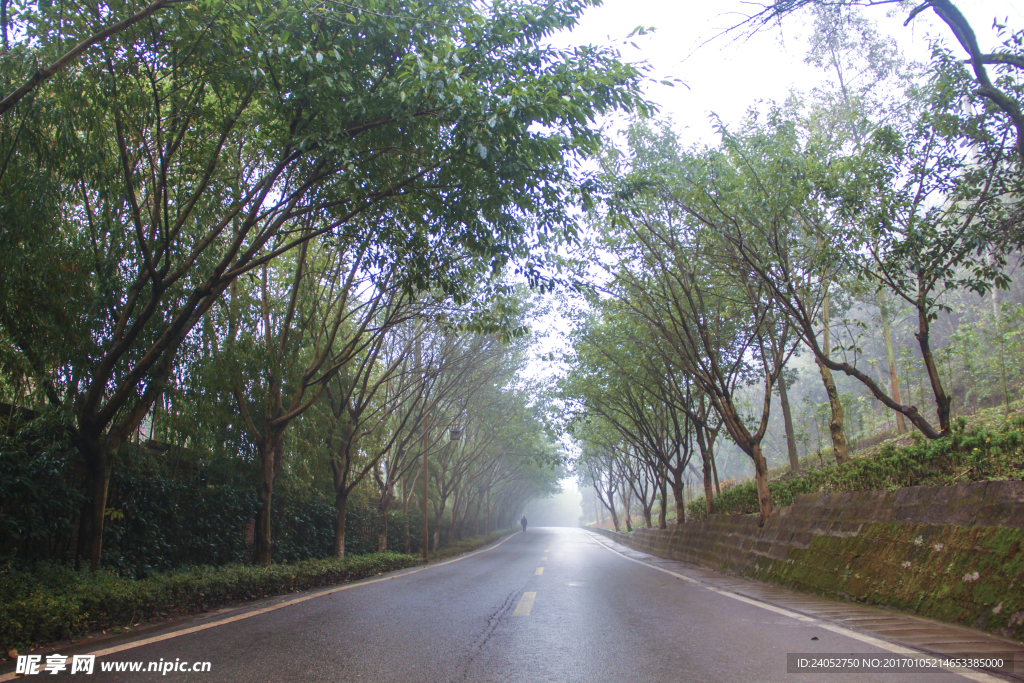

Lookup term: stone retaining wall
[591,481,1024,641]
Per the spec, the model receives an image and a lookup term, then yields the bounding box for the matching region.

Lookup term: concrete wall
[591,481,1024,641]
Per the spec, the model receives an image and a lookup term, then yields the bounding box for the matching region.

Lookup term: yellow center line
[535,567,544,575]
[513,592,537,616]
[541,557,547,561]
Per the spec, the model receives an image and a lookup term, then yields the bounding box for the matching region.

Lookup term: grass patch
[687,415,1024,521]
[425,528,515,561]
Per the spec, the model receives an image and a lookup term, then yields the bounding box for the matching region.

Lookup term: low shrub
[0,552,418,650]
[0,529,514,651]
[686,416,1024,521]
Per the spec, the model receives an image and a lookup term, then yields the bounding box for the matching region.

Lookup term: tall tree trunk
[377,499,389,553]
[253,431,284,566]
[465,494,481,538]
[253,484,274,566]
[878,288,908,434]
[75,434,113,571]
[817,361,850,464]
[618,481,626,532]
[751,443,772,525]
[658,474,667,529]
[819,286,851,464]
[328,419,357,560]
[402,467,418,554]
[334,489,349,559]
[777,377,800,471]
[432,497,445,552]
[402,485,412,554]
[378,513,388,553]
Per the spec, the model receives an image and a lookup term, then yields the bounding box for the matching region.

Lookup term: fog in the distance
[522,479,583,528]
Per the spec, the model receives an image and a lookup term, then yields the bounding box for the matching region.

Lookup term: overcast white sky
[547,0,1024,145]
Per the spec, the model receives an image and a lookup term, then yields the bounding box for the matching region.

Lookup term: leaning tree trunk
[699,439,715,516]
[819,282,850,464]
[670,467,685,523]
[711,451,720,494]
[604,489,621,532]
[879,288,908,434]
[716,395,773,526]
[917,305,952,437]
[778,378,800,472]
[751,442,772,525]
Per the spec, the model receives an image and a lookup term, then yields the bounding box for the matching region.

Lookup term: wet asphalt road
[9,528,999,683]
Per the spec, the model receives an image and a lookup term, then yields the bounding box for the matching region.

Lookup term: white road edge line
[0,533,520,681]
[586,531,1006,683]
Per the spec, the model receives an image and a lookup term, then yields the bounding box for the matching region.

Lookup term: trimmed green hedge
[0,553,418,649]
[687,416,1024,521]
[0,414,427,574]
[0,529,514,650]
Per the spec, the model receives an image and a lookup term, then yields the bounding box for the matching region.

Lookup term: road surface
[4,527,1010,682]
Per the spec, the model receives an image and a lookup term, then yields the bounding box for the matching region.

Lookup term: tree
[562,303,698,523]
[597,124,801,523]
[319,294,420,560]
[652,88,1016,442]
[0,0,646,569]
[574,426,624,532]
[801,3,923,442]
[827,63,1017,437]
[741,1,1024,162]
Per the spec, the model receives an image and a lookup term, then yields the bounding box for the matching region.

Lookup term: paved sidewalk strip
[588,530,1024,682]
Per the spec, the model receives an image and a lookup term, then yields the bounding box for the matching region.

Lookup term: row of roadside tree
[565,3,1024,527]
[0,0,647,571]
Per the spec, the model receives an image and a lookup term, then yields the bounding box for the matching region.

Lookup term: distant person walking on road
[520,516,528,532]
